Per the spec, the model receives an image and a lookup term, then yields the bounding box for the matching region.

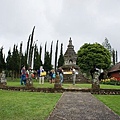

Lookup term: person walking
[38,66,44,84]
[72,66,76,85]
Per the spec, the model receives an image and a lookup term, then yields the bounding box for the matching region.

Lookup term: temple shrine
[62,37,89,83]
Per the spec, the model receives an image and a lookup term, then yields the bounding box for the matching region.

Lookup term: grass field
[95,95,120,116]
[7,79,120,89]
[0,90,61,120]
[1,79,119,119]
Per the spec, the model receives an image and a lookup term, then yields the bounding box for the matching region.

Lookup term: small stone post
[91,68,100,91]
[54,75,62,88]
[0,71,7,87]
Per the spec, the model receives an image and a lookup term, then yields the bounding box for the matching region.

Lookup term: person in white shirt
[38,66,44,84]
[72,66,76,85]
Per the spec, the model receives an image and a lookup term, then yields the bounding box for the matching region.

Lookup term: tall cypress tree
[28,26,35,67]
[55,40,58,72]
[58,43,64,67]
[19,42,23,74]
[26,35,31,64]
[33,44,42,70]
[0,46,6,72]
[6,49,12,71]
[44,42,47,64]
[43,51,52,72]
[50,41,53,65]
[116,50,118,63]
[11,44,20,78]
[112,49,115,65]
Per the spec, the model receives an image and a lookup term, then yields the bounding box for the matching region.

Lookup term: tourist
[49,70,53,83]
[52,70,56,83]
[72,66,76,85]
[38,66,44,84]
[58,67,64,85]
[21,65,26,85]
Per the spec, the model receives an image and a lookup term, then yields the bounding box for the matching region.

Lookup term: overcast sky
[0,0,120,64]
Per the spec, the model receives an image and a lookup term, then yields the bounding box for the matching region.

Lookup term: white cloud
[0,0,120,64]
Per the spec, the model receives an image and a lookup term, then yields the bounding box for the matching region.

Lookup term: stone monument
[0,71,7,86]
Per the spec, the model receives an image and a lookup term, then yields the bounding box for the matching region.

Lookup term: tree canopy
[77,43,111,73]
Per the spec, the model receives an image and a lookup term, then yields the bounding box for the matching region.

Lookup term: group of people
[20,65,33,85]
[49,67,64,84]
[20,65,77,85]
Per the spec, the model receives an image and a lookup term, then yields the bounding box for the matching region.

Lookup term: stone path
[47,92,120,120]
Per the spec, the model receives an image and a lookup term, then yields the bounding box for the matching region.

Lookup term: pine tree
[102,37,112,54]
[58,43,64,67]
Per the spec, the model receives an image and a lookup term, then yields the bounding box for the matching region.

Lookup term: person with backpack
[57,67,64,85]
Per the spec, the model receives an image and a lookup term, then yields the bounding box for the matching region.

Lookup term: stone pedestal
[0,72,7,87]
[0,82,7,87]
[54,75,62,88]
[91,69,100,91]
[92,83,100,90]
[26,78,33,87]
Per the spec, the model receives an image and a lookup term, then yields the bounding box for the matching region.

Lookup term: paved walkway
[47,92,120,120]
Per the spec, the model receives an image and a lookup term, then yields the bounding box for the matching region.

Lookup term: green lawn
[6,77,120,89]
[6,79,120,89]
[1,80,120,119]
[95,95,120,116]
[0,90,61,120]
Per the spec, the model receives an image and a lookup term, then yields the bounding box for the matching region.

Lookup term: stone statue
[0,71,7,86]
[90,66,101,90]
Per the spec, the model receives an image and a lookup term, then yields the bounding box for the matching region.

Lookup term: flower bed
[101,77,120,85]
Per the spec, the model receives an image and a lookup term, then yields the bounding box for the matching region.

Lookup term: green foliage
[34,44,42,70]
[11,45,20,76]
[58,43,64,67]
[43,51,52,72]
[6,49,12,71]
[77,43,111,73]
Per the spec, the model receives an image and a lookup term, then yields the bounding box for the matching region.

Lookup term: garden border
[0,86,120,95]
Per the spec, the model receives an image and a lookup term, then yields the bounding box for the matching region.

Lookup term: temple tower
[64,37,77,65]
